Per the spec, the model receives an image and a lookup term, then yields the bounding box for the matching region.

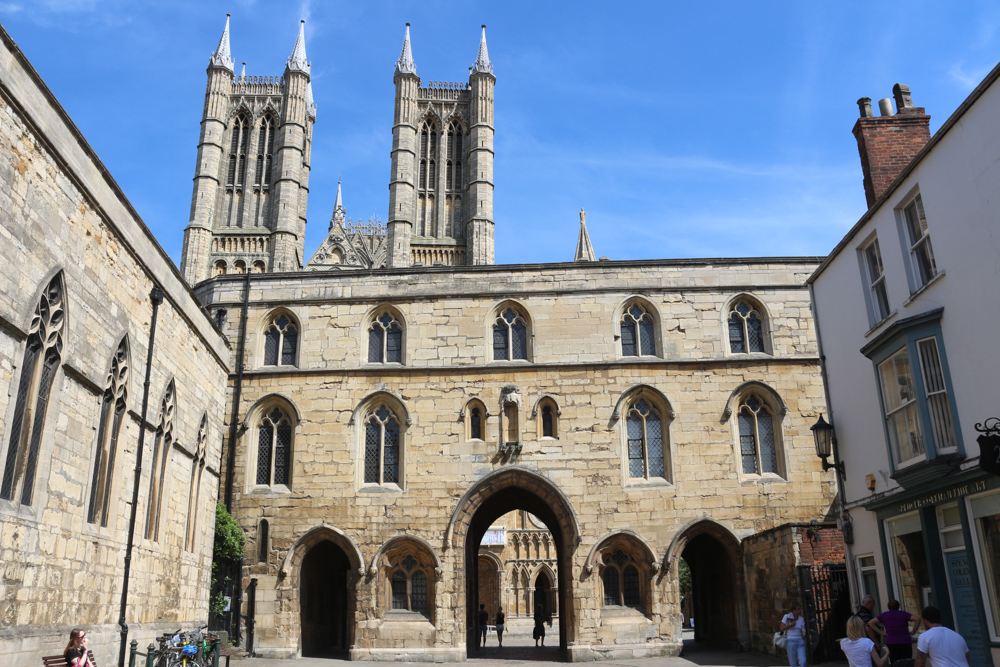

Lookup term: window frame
[599,548,647,613]
[245,398,297,494]
[736,392,782,478]
[856,554,882,613]
[896,193,938,292]
[862,310,962,479]
[255,406,293,489]
[261,310,300,368]
[490,303,531,363]
[858,234,891,327]
[367,309,405,365]
[616,388,673,486]
[361,403,404,490]
[725,295,771,356]
[618,299,660,358]
[533,396,560,440]
[464,398,488,442]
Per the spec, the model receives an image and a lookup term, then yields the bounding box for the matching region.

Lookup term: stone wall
[196,258,837,661]
[0,27,229,667]
[743,523,845,656]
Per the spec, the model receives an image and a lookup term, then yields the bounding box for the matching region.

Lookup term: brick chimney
[853,84,931,207]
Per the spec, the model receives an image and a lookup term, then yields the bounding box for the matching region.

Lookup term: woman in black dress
[533,603,546,647]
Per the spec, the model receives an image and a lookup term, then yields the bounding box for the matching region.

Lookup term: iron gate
[798,562,852,663]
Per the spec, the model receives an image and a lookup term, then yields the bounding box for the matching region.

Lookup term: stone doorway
[448,468,580,660]
[300,540,351,657]
[534,569,553,624]
[673,521,748,649]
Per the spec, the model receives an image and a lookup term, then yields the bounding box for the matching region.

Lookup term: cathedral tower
[385,25,495,268]
[180,16,316,284]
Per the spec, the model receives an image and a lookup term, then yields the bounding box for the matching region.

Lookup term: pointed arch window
[621,304,656,357]
[601,549,644,610]
[254,115,275,188]
[145,381,175,542]
[535,397,559,439]
[728,299,767,354]
[227,113,251,188]
[386,552,431,615]
[465,399,487,441]
[738,393,779,475]
[184,415,208,552]
[625,399,665,480]
[257,519,269,563]
[87,336,129,527]
[493,307,528,361]
[446,122,463,191]
[263,313,298,366]
[257,407,292,486]
[368,311,403,364]
[365,405,401,485]
[2,274,65,506]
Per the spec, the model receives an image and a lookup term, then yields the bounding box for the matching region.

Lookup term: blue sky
[3,1,1000,266]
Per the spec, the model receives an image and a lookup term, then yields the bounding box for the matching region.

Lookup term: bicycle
[155,626,209,667]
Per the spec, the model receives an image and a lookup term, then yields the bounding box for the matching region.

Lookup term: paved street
[230,630,847,667]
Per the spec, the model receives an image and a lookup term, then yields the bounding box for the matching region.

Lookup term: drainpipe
[808,283,860,605]
[117,285,164,667]
[224,270,251,511]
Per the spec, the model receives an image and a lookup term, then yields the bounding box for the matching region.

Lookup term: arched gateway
[446,467,581,656]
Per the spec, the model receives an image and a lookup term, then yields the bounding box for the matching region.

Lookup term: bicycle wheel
[166,657,204,667]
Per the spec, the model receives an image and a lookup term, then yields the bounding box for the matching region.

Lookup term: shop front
[867,472,1000,667]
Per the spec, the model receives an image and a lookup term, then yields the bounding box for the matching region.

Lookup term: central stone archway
[446,467,581,658]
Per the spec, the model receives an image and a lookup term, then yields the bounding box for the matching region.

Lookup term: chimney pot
[893,83,913,111]
[878,98,895,117]
[858,97,873,118]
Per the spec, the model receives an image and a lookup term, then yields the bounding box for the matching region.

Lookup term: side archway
[663,519,748,649]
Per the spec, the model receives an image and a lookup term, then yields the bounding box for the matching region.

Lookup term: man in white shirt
[915,606,969,667]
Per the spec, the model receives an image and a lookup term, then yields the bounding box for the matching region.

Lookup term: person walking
[63,629,93,667]
[841,615,890,667]
[780,602,807,667]
[495,606,505,648]
[478,604,489,649]
[533,603,546,647]
[915,606,969,667]
[874,599,921,663]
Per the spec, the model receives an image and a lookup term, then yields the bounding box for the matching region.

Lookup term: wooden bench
[42,650,96,667]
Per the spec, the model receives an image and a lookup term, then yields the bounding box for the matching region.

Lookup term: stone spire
[575,208,596,262]
[209,14,235,71]
[287,20,309,73]
[334,180,344,212]
[330,180,346,231]
[395,23,417,76]
[239,62,246,80]
[472,24,493,75]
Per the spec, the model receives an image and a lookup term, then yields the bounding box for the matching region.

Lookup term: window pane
[627,414,644,478]
[274,422,291,485]
[512,320,527,360]
[542,409,554,438]
[384,418,400,484]
[603,568,620,606]
[646,413,664,479]
[386,325,402,363]
[412,570,428,611]
[623,565,640,607]
[264,327,280,365]
[257,425,273,485]
[470,409,482,440]
[757,409,777,474]
[368,326,383,363]
[493,324,508,360]
[739,411,758,474]
[621,319,637,357]
[873,281,890,321]
[917,338,956,451]
[258,519,269,563]
[392,571,407,609]
[364,420,380,483]
[747,314,764,353]
[729,314,745,353]
[640,317,656,356]
[281,328,297,366]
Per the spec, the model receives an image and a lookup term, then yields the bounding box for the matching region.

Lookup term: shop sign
[894,480,988,515]
[974,417,1000,476]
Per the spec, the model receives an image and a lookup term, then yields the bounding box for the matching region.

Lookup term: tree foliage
[678,557,692,596]
[210,503,244,617]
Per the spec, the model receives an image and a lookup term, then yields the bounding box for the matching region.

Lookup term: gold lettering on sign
[895,480,988,514]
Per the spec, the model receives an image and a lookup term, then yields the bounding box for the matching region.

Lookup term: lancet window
[263,313,298,366]
[1,273,66,506]
[365,405,401,486]
[493,307,529,361]
[368,311,403,364]
[738,393,780,475]
[254,115,275,188]
[145,381,175,542]
[417,120,438,236]
[620,303,656,357]
[184,415,208,552]
[626,399,665,480]
[87,336,129,527]
[257,407,292,486]
[728,298,767,354]
[227,113,251,189]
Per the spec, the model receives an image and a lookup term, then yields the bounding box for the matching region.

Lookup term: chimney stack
[853,83,931,208]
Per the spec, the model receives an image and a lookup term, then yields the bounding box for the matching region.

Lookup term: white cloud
[948,60,993,91]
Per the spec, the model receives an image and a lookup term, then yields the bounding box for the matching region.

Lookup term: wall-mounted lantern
[811,414,844,474]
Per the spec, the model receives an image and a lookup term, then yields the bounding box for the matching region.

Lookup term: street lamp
[811,414,843,473]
